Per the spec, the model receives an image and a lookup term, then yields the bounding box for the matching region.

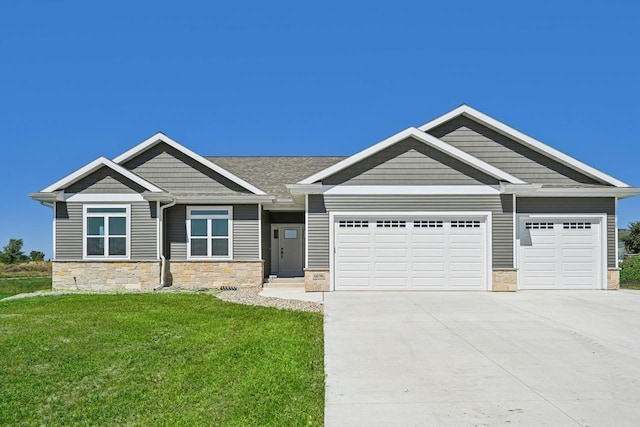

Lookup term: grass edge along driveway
[0,293,324,426]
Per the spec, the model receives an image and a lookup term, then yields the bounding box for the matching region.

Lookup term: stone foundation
[53,261,161,292]
[607,268,620,290]
[305,269,330,292]
[168,261,263,289]
[492,269,518,292]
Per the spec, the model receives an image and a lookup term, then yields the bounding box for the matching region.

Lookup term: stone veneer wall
[607,268,620,290]
[53,261,160,291]
[169,261,263,289]
[492,268,517,292]
[305,269,330,292]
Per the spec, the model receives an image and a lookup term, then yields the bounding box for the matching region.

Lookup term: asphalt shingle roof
[206,156,346,198]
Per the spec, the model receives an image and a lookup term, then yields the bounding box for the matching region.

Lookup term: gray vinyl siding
[164,204,259,261]
[307,195,330,269]
[123,142,251,193]
[428,116,604,186]
[233,205,259,260]
[516,197,616,267]
[307,194,513,270]
[55,201,157,260]
[65,166,147,193]
[324,137,498,186]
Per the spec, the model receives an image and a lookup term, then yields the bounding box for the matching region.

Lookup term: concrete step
[264,277,305,288]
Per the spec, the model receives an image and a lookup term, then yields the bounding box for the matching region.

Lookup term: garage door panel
[519,217,601,290]
[335,216,487,291]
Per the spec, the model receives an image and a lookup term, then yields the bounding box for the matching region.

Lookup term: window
[83,205,129,259]
[187,207,232,259]
[376,220,406,228]
[563,221,592,230]
[525,222,554,230]
[451,220,480,228]
[339,220,369,228]
[414,220,443,228]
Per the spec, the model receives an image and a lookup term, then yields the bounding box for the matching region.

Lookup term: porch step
[264,277,305,288]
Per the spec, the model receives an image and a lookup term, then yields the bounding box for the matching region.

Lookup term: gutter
[154,198,177,291]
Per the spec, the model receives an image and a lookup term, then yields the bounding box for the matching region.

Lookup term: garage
[333,215,489,291]
[517,216,604,289]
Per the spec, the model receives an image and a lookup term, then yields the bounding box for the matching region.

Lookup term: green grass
[0,277,52,300]
[0,294,324,426]
[621,283,640,290]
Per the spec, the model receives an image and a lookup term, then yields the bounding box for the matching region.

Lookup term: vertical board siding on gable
[123,142,250,194]
[55,202,157,260]
[428,116,604,185]
[233,205,259,260]
[64,167,147,193]
[165,204,259,261]
[516,197,616,268]
[323,137,498,186]
[307,195,330,269]
[320,194,514,269]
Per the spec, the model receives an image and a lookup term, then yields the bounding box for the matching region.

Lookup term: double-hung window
[187,207,232,259]
[83,205,130,259]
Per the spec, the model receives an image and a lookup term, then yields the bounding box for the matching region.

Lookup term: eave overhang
[502,184,640,199]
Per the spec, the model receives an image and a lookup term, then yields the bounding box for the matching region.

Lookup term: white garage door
[334,216,487,290]
[518,217,603,289]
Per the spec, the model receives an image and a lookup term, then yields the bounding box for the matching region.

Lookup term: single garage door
[518,217,603,289]
[334,216,487,290]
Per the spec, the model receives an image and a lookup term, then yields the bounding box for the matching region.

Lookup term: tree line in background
[0,239,45,264]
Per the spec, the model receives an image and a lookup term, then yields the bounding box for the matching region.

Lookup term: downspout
[154,198,177,291]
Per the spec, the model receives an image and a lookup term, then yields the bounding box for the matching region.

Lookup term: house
[30,105,639,292]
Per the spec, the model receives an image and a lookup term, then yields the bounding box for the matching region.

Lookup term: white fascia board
[323,185,501,195]
[286,183,324,195]
[419,105,630,188]
[41,157,163,193]
[299,127,524,185]
[28,192,59,202]
[112,132,267,195]
[504,185,640,199]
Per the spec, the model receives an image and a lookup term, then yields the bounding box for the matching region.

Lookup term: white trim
[418,105,630,188]
[304,194,309,269]
[186,206,233,260]
[42,157,163,193]
[52,201,57,260]
[258,203,262,261]
[62,193,146,202]
[323,185,502,195]
[113,132,267,195]
[174,195,273,204]
[298,127,525,185]
[329,211,493,292]
[82,204,131,261]
[156,201,160,260]
[615,197,619,266]
[515,213,608,290]
[512,194,517,269]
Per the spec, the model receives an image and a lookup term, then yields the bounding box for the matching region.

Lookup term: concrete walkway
[324,290,640,426]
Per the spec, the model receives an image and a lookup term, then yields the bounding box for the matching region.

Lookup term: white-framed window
[187,206,233,259]
[83,204,130,259]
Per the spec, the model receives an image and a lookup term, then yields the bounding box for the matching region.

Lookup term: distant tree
[0,238,28,264]
[622,221,640,254]
[29,251,46,262]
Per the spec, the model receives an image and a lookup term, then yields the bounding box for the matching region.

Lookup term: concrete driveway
[324,290,640,426]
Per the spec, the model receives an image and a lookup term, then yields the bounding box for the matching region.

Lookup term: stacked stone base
[53,261,160,292]
[607,268,620,290]
[492,269,518,292]
[168,261,263,289]
[304,269,330,292]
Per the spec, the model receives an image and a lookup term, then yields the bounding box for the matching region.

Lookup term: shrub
[620,256,640,284]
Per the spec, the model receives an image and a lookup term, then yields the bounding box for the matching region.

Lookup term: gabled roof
[418,105,630,188]
[41,157,164,193]
[113,132,267,195]
[298,127,526,185]
[207,156,346,199]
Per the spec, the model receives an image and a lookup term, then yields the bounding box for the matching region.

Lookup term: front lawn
[0,277,52,300]
[0,294,324,426]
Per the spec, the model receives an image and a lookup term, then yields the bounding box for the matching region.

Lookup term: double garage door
[334,216,488,291]
[333,214,604,291]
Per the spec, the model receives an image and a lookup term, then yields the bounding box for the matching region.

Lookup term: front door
[273,225,304,277]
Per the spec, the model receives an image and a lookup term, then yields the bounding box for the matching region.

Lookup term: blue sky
[1,0,639,257]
